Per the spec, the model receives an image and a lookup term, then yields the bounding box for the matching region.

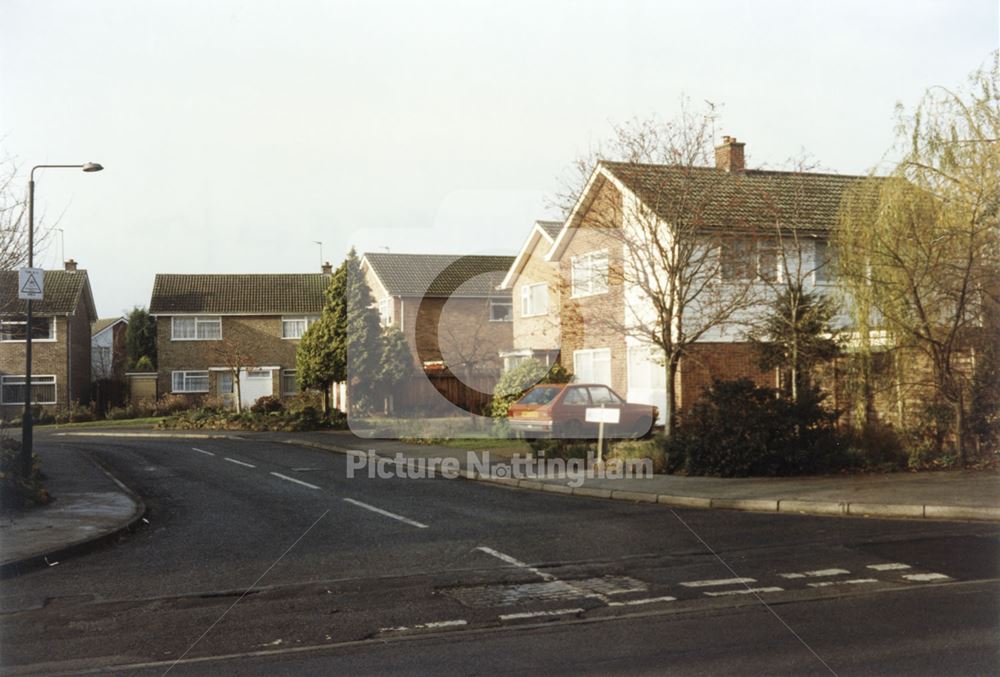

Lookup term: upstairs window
[814,240,837,284]
[1,316,54,341]
[171,316,222,340]
[521,283,548,317]
[378,298,393,326]
[490,298,513,322]
[282,316,319,339]
[571,251,609,297]
[720,237,779,282]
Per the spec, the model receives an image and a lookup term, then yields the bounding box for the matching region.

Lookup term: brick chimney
[715,136,745,173]
[321,261,333,275]
[64,259,78,272]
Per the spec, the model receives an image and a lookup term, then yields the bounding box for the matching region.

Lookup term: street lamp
[21,163,104,478]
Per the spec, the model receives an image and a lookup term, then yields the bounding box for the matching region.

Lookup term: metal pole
[21,179,34,478]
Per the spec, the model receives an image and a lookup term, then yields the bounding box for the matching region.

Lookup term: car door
[557,385,592,436]
[586,385,626,435]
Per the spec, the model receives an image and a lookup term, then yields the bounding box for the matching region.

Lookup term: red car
[507,383,657,439]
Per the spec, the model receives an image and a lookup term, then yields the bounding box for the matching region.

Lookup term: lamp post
[21,162,103,478]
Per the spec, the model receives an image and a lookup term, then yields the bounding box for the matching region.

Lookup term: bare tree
[214,337,258,413]
[558,105,763,437]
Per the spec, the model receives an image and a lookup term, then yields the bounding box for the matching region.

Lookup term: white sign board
[18,267,44,301]
[585,407,621,424]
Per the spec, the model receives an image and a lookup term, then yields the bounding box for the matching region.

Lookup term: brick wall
[558,179,628,394]
[678,342,775,412]
[156,315,299,401]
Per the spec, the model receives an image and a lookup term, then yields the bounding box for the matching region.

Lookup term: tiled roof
[92,317,126,335]
[363,253,515,297]
[149,274,329,314]
[537,221,563,239]
[0,269,95,317]
[601,161,874,232]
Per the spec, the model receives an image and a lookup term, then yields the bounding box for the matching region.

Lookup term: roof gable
[362,253,514,297]
[92,316,127,336]
[149,274,329,314]
[499,221,562,290]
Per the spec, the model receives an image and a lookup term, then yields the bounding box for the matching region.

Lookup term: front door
[239,369,273,408]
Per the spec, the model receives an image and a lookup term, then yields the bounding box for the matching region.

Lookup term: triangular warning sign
[20,271,42,295]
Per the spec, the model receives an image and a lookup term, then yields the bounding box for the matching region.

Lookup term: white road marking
[779,568,850,579]
[680,577,756,588]
[474,546,610,603]
[867,563,911,571]
[343,498,428,528]
[608,596,677,607]
[499,608,584,621]
[476,546,558,582]
[270,472,321,490]
[903,573,951,582]
[191,447,215,456]
[703,587,784,597]
[224,457,256,468]
[807,578,879,588]
[380,619,467,632]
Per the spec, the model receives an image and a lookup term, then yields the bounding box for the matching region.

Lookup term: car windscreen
[518,387,561,405]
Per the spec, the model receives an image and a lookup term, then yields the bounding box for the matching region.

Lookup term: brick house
[504,137,865,423]
[0,260,98,417]
[149,270,330,408]
[361,252,514,413]
[497,221,563,371]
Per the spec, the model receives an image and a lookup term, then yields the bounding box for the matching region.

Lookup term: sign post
[585,404,620,465]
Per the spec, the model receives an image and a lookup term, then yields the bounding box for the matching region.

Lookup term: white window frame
[171,316,222,341]
[520,282,548,317]
[0,316,56,342]
[282,315,318,339]
[282,369,298,395]
[378,298,393,327]
[171,370,210,393]
[570,250,609,298]
[0,375,57,405]
[573,348,612,387]
[489,298,513,322]
[814,240,837,285]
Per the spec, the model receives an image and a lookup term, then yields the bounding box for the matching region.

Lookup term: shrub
[153,394,189,416]
[106,406,132,421]
[683,379,847,477]
[250,395,284,414]
[847,422,907,471]
[1,434,50,511]
[133,355,155,372]
[491,360,572,421]
[68,401,96,423]
[608,439,665,473]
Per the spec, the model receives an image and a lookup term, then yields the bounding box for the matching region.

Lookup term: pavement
[0,443,145,574]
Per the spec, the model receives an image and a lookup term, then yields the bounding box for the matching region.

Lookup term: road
[2,435,998,675]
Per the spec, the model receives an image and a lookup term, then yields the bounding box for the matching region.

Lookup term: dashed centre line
[343,498,428,528]
[807,578,879,588]
[224,457,256,468]
[381,619,467,633]
[270,472,321,490]
[903,573,951,582]
[191,447,215,456]
[867,563,911,571]
[608,596,677,607]
[779,568,850,579]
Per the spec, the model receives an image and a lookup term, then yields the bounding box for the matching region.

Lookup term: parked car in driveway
[507,383,657,439]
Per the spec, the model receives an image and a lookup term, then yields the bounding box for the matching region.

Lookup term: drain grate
[443,576,647,608]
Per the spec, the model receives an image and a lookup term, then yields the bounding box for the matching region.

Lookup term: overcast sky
[2,0,996,317]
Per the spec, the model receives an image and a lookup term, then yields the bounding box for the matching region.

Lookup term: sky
[1,0,997,317]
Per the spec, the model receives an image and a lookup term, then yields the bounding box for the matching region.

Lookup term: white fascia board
[545,164,634,262]
[498,223,554,290]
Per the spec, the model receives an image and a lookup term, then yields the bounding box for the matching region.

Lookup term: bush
[608,439,665,473]
[1,434,49,511]
[250,395,285,414]
[106,406,132,421]
[152,394,190,416]
[133,355,155,372]
[491,360,572,421]
[683,379,847,477]
[68,401,97,423]
[846,422,907,471]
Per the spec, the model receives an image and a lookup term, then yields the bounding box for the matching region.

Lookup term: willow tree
[837,55,1000,464]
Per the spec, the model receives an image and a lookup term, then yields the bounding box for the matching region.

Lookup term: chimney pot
[321,261,333,275]
[715,136,745,173]
[64,259,78,272]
